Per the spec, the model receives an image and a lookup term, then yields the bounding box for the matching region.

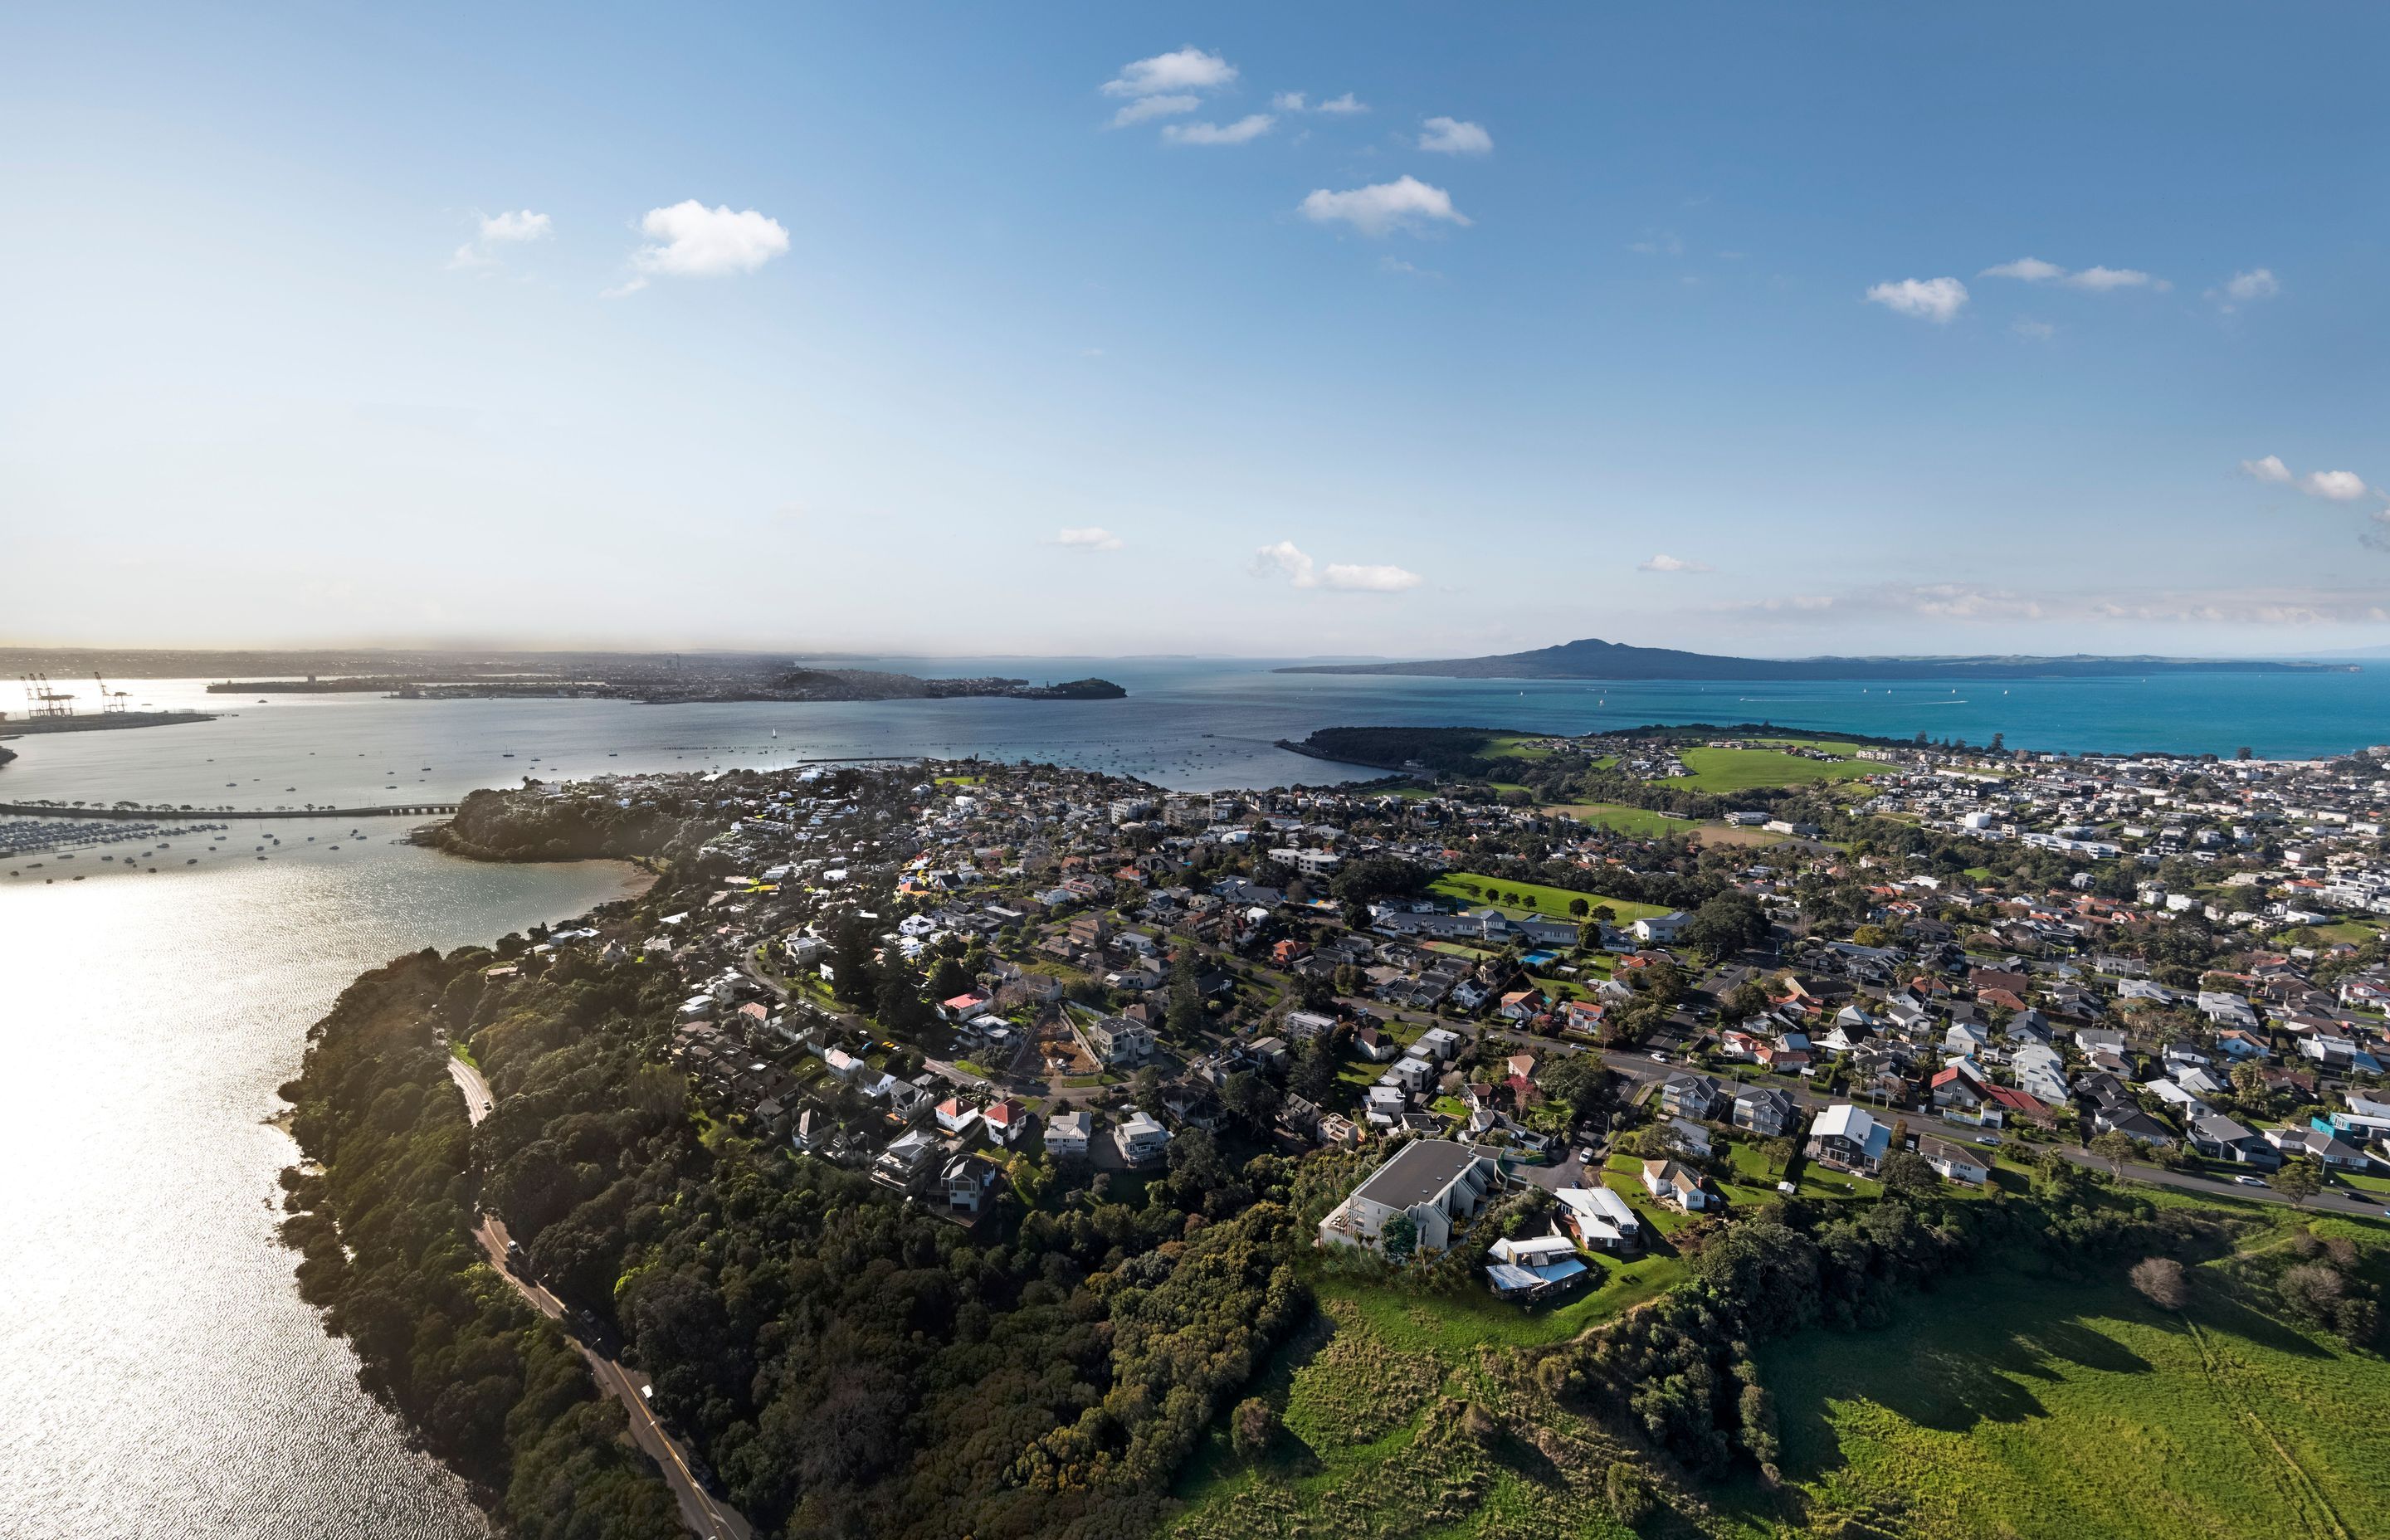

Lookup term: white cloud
[2066,265,2158,291]
[1380,256,1441,279]
[1275,90,1366,115]
[1251,541,1422,592]
[1417,116,1492,154]
[1627,231,1684,256]
[2226,268,2279,301]
[2208,267,2280,310]
[1865,276,1968,323]
[627,201,790,282]
[1299,176,1469,236]
[1638,553,1714,573]
[447,208,552,271]
[1103,46,1235,99]
[1050,527,1124,552]
[2242,455,2377,503]
[480,209,552,243]
[1161,113,1275,145]
[2301,470,2370,501]
[1979,256,2163,291]
[2012,318,2056,341]
[1980,256,2065,282]
[1110,93,1198,127]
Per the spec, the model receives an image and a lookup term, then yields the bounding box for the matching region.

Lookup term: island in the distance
[1276,635,2356,681]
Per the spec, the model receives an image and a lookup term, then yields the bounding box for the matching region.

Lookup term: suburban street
[740,948,995,1090]
[451,1052,752,1540]
[1339,1000,2390,1219]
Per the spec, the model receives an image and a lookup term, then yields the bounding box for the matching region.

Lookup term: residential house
[1641,1158,1709,1211]
[2265,1126,2373,1170]
[1113,1111,1173,1166]
[874,1128,939,1185]
[1665,1117,1714,1160]
[1043,1109,1092,1158]
[1554,1185,1643,1253]
[1657,1073,1726,1123]
[1807,1104,1892,1175]
[2188,1114,2282,1167]
[943,1154,998,1213]
[1318,1140,1505,1254]
[1732,1086,1798,1138]
[1083,1014,1155,1066]
[1917,1134,1989,1186]
[980,1098,1031,1147]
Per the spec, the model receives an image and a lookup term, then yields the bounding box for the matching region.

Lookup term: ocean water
[3,657,2383,817]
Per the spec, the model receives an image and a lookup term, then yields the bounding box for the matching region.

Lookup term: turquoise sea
[2,658,2383,811]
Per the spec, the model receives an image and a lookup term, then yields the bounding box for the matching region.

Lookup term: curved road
[448,1052,752,1540]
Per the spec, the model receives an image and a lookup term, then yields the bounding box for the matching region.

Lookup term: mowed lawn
[1749,1270,2390,1540]
[1662,746,1876,792]
[1430,872,1671,923]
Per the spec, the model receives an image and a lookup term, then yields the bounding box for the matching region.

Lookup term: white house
[1113,1111,1172,1166]
[1554,1185,1642,1253]
[1632,911,1691,945]
[1318,1140,1504,1255]
[1807,1103,1891,1174]
[1044,1109,1092,1158]
[1640,1158,1707,1211]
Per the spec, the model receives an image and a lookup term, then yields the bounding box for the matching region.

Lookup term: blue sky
[4,3,2386,658]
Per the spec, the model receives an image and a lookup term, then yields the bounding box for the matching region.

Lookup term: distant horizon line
[2,640,2386,665]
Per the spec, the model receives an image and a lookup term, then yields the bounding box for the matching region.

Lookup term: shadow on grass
[1763,1285,2172,1481]
[2190,1281,2334,1361]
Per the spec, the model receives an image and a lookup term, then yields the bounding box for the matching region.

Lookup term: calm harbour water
[0,653,2383,1536]
[0,846,645,1538]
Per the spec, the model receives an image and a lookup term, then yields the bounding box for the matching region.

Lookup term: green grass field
[1552,801,1697,837]
[1744,1266,2390,1540]
[1662,746,1876,792]
[1431,872,1671,924]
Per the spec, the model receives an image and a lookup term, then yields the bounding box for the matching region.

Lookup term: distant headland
[1275,636,2356,682]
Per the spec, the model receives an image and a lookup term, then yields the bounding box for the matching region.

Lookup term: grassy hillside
[1743,1261,2389,1540]
[1168,1268,1697,1540]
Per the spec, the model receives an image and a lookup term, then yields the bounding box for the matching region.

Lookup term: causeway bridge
[0,802,459,821]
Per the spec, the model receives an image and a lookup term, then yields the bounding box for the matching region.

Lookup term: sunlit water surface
[0,844,645,1538]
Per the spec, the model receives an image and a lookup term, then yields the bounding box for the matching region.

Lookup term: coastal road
[445,1052,492,1120]
[451,1052,753,1540]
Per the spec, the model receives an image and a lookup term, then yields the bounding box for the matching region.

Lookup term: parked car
[2234,1175,2268,1187]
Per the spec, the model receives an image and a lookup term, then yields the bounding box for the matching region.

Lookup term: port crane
[20,674,77,718]
[92,672,131,714]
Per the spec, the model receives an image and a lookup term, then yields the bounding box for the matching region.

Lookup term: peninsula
[1276,636,2356,682]
[0,649,1129,705]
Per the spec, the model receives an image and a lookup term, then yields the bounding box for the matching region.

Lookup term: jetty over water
[0,802,460,821]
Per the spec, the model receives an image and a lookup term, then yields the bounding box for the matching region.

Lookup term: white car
[2234,1174,2267,1187]
[1649,1051,1667,1063]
